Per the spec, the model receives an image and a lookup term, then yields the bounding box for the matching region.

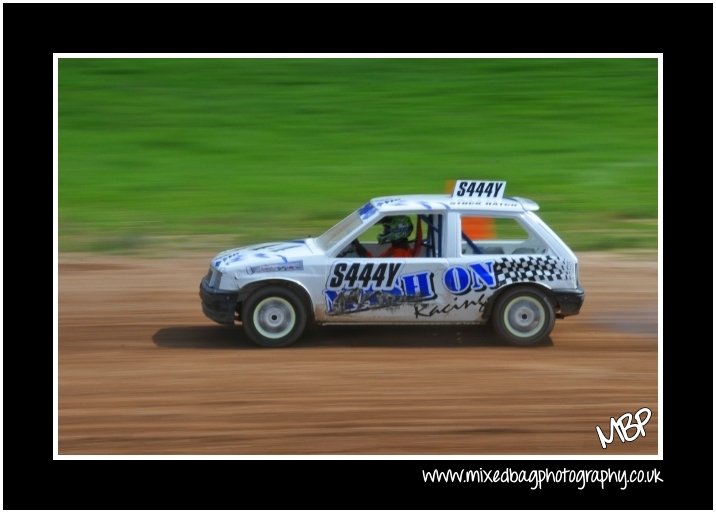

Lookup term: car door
[318,212,450,323]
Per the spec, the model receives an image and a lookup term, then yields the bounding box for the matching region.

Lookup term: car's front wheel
[241,285,308,347]
[492,286,555,346]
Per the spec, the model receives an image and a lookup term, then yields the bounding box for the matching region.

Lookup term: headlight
[207,267,222,288]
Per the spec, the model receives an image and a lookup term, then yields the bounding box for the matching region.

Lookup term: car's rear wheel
[241,285,308,347]
[492,286,555,346]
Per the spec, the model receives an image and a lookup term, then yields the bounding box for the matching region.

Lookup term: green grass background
[59,58,657,253]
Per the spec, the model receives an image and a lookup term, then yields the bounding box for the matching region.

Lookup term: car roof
[370,194,540,214]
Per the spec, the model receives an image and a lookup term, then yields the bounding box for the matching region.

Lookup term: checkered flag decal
[493,255,567,287]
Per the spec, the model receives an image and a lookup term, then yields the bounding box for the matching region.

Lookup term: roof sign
[452,180,506,199]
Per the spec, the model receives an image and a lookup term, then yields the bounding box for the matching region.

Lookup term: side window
[337,214,443,258]
[357,221,386,246]
[460,216,546,255]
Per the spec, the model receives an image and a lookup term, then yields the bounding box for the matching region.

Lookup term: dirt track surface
[59,252,658,455]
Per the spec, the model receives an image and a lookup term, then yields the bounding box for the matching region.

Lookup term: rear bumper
[199,278,240,325]
[552,288,585,317]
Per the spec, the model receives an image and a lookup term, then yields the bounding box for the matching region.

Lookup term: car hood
[211,240,314,272]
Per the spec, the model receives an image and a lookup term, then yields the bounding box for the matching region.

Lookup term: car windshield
[314,210,366,251]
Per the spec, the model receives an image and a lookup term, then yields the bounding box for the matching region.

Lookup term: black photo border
[4,3,712,510]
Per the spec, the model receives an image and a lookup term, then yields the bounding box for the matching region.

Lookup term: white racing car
[200,180,584,347]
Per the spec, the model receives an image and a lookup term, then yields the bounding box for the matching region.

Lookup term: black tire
[241,285,308,348]
[492,286,555,346]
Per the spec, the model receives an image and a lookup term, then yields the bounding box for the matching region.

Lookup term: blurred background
[58,58,659,456]
[58,58,657,253]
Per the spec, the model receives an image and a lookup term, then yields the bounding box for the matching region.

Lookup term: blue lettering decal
[358,202,377,220]
[324,268,436,315]
[400,271,436,300]
[324,287,404,314]
[324,290,339,312]
[443,266,471,295]
[468,261,496,290]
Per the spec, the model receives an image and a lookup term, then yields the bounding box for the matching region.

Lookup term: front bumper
[552,288,585,317]
[199,278,240,325]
